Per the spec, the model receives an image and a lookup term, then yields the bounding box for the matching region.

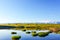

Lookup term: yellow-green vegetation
[12,36,21,40]
[0,23,60,31]
[26,31,31,34]
[31,32,38,37]
[38,32,49,37]
[56,31,60,34]
[11,32,17,34]
[22,29,26,31]
[32,31,36,33]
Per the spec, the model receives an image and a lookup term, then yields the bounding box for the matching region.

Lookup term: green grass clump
[22,29,26,31]
[11,32,17,34]
[32,32,38,37]
[32,31,36,33]
[26,31,31,34]
[38,32,49,37]
[12,36,21,39]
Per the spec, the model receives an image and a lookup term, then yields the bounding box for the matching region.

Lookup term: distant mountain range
[39,21,60,24]
[55,22,60,24]
[10,20,60,24]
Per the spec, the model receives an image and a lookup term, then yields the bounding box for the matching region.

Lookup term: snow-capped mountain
[38,20,60,24]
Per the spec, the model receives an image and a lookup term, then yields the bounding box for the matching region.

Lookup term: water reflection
[0,29,60,40]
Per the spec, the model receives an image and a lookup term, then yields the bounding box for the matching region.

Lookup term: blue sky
[0,0,60,23]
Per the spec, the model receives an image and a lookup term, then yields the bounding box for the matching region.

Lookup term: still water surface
[0,29,60,40]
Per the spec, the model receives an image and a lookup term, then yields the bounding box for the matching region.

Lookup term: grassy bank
[0,23,60,30]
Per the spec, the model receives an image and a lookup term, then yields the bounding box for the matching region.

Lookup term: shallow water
[0,29,60,40]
